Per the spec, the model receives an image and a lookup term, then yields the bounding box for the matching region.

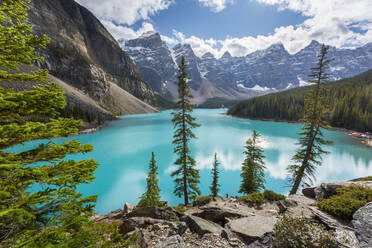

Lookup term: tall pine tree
[0,1,100,246]
[287,44,333,195]
[138,152,161,208]
[210,153,221,197]
[239,130,266,195]
[171,57,200,206]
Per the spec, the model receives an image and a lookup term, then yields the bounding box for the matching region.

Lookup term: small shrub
[274,214,338,248]
[263,190,286,201]
[193,196,213,206]
[173,206,186,213]
[318,185,372,220]
[238,192,265,206]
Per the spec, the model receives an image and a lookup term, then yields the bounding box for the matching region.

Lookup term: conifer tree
[210,153,221,197]
[239,130,266,195]
[138,152,161,208]
[171,57,200,205]
[0,1,100,246]
[288,44,333,195]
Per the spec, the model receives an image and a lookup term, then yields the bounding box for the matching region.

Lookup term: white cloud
[161,35,178,45]
[198,0,234,12]
[76,0,174,25]
[102,21,155,40]
[164,0,372,58]
[78,0,372,58]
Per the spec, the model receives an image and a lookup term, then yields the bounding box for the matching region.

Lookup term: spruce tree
[0,1,100,246]
[210,153,221,197]
[138,152,161,208]
[287,44,333,195]
[171,56,200,206]
[239,130,266,195]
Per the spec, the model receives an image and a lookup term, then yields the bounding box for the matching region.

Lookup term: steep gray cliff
[27,0,158,117]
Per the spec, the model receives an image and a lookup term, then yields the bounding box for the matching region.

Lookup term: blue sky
[76,0,372,58]
[141,0,306,40]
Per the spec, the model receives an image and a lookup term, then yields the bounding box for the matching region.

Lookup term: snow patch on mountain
[238,84,276,92]
[298,76,312,87]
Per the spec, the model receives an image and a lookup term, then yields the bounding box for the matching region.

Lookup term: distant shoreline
[226,113,372,148]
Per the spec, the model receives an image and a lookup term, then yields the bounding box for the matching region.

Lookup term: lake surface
[13,109,372,213]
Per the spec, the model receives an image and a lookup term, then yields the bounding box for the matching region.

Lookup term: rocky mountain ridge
[26,0,160,123]
[120,33,256,103]
[121,33,372,102]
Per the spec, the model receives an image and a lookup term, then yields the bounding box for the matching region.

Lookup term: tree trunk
[182,96,188,206]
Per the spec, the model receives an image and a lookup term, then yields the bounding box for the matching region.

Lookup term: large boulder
[126,206,179,221]
[352,202,372,248]
[303,181,372,201]
[184,215,224,236]
[155,235,185,248]
[227,216,278,244]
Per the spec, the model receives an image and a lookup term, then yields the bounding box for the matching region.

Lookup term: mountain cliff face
[119,32,178,93]
[27,0,158,118]
[121,33,372,101]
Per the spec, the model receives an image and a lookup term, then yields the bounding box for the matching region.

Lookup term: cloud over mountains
[77,0,372,58]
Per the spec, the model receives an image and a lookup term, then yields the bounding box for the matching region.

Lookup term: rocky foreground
[92,180,372,248]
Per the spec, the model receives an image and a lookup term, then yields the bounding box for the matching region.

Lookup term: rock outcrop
[302,181,372,201]
[227,216,278,244]
[93,188,370,247]
[352,202,372,248]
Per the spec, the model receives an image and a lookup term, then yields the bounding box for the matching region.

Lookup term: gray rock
[155,235,185,248]
[123,202,134,214]
[28,0,158,117]
[246,232,274,248]
[185,215,224,236]
[168,221,188,236]
[90,209,122,222]
[120,217,186,236]
[302,186,316,198]
[276,198,298,214]
[193,207,247,225]
[228,216,278,244]
[352,202,372,248]
[309,206,360,248]
[308,206,353,231]
[334,228,360,248]
[136,229,152,248]
[126,206,179,221]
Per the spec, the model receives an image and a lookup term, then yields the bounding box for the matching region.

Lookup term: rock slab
[185,215,224,236]
[352,202,372,248]
[228,215,278,244]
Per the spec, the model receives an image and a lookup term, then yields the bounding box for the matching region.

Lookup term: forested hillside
[228,70,372,132]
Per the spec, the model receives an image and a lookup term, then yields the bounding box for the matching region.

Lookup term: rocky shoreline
[91,180,372,248]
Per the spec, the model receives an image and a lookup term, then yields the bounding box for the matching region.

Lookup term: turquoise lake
[14,109,372,213]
